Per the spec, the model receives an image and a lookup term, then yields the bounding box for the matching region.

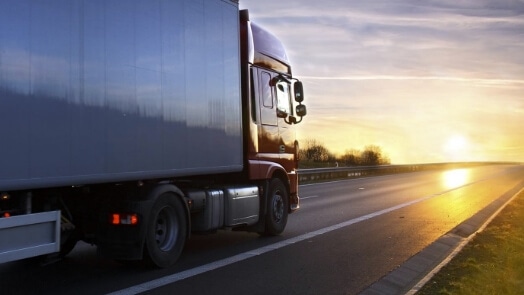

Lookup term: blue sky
[240,0,524,163]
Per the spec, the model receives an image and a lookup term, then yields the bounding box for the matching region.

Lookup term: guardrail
[298,162,521,184]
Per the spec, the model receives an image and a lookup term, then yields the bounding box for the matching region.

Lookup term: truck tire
[264,178,289,236]
[144,193,187,268]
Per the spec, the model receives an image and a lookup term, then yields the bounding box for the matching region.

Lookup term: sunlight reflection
[442,169,470,189]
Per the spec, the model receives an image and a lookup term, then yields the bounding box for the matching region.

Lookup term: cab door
[273,78,297,170]
[255,68,296,168]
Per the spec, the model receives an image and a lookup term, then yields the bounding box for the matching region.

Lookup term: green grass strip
[417,190,524,294]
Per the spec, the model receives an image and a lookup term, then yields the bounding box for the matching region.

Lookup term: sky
[239,0,524,164]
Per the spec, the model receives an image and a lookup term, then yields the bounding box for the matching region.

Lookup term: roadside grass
[417,189,524,295]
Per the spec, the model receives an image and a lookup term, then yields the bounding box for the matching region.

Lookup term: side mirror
[296,104,307,117]
[294,81,304,103]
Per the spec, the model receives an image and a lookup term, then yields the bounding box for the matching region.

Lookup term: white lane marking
[107,193,436,295]
[301,195,320,200]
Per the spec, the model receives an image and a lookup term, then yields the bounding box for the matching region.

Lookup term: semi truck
[0,0,306,268]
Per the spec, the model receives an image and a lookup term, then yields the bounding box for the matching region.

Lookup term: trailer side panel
[0,0,242,191]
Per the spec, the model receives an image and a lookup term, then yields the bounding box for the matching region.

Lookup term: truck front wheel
[144,193,187,268]
[264,178,289,236]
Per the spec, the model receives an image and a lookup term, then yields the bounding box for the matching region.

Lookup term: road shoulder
[360,179,524,295]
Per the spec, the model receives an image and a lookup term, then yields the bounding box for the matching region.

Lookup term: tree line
[299,139,391,168]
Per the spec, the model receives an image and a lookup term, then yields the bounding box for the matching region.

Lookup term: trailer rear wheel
[144,193,187,268]
[264,178,289,236]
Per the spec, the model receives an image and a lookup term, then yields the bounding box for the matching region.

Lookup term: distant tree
[298,139,391,168]
[359,145,390,166]
[301,139,332,162]
[340,149,360,166]
[381,154,391,165]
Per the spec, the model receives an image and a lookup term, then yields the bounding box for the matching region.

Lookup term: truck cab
[240,11,307,215]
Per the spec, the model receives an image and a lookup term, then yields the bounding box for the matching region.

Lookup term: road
[1,164,523,295]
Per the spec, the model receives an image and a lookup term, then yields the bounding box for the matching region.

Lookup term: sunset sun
[443,135,469,161]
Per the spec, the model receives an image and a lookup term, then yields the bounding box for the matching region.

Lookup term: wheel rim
[155,206,179,251]
[272,191,284,223]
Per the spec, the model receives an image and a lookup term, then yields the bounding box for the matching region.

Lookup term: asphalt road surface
[1,164,523,295]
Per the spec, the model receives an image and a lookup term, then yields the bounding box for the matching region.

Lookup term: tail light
[111,213,139,225]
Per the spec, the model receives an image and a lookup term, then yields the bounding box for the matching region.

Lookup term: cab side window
[259,71,277,126]
[261,72,273,108]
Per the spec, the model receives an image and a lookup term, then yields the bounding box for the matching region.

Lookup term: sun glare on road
[442,169,470,189]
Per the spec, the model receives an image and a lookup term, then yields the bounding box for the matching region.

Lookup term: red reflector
[3,212,10,218]
[130,214,138,225]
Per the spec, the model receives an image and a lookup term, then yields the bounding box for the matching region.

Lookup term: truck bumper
[0,211,61,263]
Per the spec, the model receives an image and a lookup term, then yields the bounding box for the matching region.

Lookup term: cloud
[243,0,524,80]
[242,0,524,25]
